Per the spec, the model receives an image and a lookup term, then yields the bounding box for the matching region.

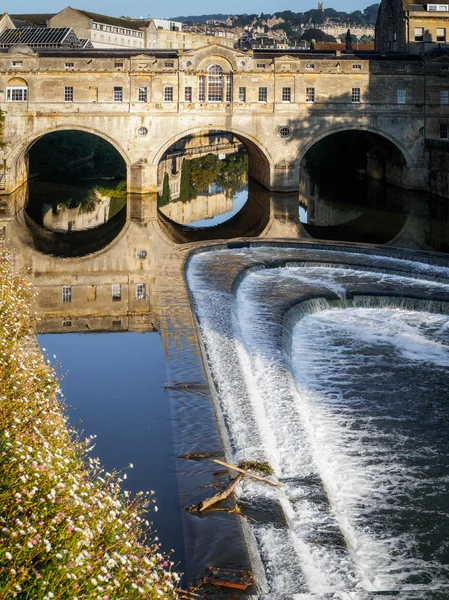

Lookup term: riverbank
[0,246,179,599]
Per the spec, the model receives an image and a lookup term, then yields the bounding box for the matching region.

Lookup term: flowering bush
[0,248,179,599]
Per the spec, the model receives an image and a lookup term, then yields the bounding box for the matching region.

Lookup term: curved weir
[186,245,449,595]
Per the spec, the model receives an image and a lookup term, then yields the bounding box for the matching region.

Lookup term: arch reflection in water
[157,131,248,227]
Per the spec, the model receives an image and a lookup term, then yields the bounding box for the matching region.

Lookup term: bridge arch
[9,124,132,168]
[299,125,412,166]
[153,125,274,190]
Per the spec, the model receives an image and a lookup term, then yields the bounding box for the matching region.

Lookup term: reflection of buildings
[157,132,244,200]
[42,195,111,232]
[159,188,233,223]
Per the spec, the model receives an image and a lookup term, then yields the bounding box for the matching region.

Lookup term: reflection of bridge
[1,44,447,197]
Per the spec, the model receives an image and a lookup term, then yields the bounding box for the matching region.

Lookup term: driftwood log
[211,459,279,487]
[195,473,244,512]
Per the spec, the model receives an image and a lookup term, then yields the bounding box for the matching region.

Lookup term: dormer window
[427,3,448,10]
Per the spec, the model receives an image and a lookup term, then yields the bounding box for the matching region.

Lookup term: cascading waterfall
[187,246,449,596]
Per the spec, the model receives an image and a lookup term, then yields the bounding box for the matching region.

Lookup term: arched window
[6,77,28,102]
[208,64,223,102]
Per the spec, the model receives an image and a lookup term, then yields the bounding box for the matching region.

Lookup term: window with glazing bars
[441,90,449,104]
[136,283,146,299]
[441,123,448,139]
[113,87,123,102]
[351,88,361,103]
[6,87,27,102]
[258,87,267,102]
[239,87,246,102]
[226,75,232,102]
[138,86,147,102]
[64,86,73,102]
[112,284,121,301]
[62,286,71,303]
[282,87,291,102]
[198,75,205,101]
[164,87,173,102]
[208,65,223,101]
[184,86,192,102]
[397,89,406,104]
[306,87,315,103]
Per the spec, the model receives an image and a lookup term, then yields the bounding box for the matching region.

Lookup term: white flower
[5,552,12,560]
[129,463,133,469]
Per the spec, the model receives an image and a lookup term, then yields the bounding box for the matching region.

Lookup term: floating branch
[211,459,279,487]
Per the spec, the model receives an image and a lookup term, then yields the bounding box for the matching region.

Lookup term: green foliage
[302,28,337,42]
[158,173,172,206]
[179,158,197,202]
[0,247,179,599]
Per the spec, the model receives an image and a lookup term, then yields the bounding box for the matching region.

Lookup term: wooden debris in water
[202,566,253,590]
[211,459,279,487]
[164,382,210,397]
[190,473,244,513]
[181,451,223,461]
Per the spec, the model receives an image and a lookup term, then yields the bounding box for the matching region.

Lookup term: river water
[3,131,448,595]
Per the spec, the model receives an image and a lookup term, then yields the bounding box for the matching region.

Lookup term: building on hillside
[376,0,449,52]
[48,8,146,49]
[0,27,91,49]
[140,18,236,49]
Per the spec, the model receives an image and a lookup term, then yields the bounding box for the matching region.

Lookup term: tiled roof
[10,14,55,27]
[315,42,375,50]
[74,9,143,30]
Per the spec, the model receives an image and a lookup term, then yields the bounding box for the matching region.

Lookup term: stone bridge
[1,43,447,196]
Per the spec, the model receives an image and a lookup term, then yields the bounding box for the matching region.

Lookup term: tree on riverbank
[0,247,179,599]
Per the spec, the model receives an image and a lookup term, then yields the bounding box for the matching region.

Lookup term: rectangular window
[226,75,232,102]
[113,87,123,102]
[164,87,173,102]
[138,86,147,102]
[397,89,406,104]
[282,87,292,102]
[256,63,266,69]
[306,87,315,103]
[112,284,121,301]
[114,62,123,68]
[64,86,73,102]
[62,320,72,327]
[64,62,74,69]
[12,60,23,67]
[441,123,448,139]
[441,90,449,104]
[184,86,192,102]
[136,283,146,300]
[198,75,205,102]
[239,86,246,102]
[258,87,268,102]
[352,63,362,70]
[62,286,72,303]
[164,61,174,68]
[437,28,446,42]
[351,87,361,103]
[414,27,424,41]
[6,87,28,102]
[305,63,315,70]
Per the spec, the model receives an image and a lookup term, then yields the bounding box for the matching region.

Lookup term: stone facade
[376,0,449,53]
[0,44,448,196]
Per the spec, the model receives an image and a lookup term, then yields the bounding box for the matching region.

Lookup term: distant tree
[360,34,374,43]
[349,10,366,25]
[158,172,171,206]
[324,8,340,18]
[339,32,358,43]
[302,28,337,42]
[304,9,326,24]
[363,3,379,25]
[179,159,197,202]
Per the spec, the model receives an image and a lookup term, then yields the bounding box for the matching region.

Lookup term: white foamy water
[187,250,449,595]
